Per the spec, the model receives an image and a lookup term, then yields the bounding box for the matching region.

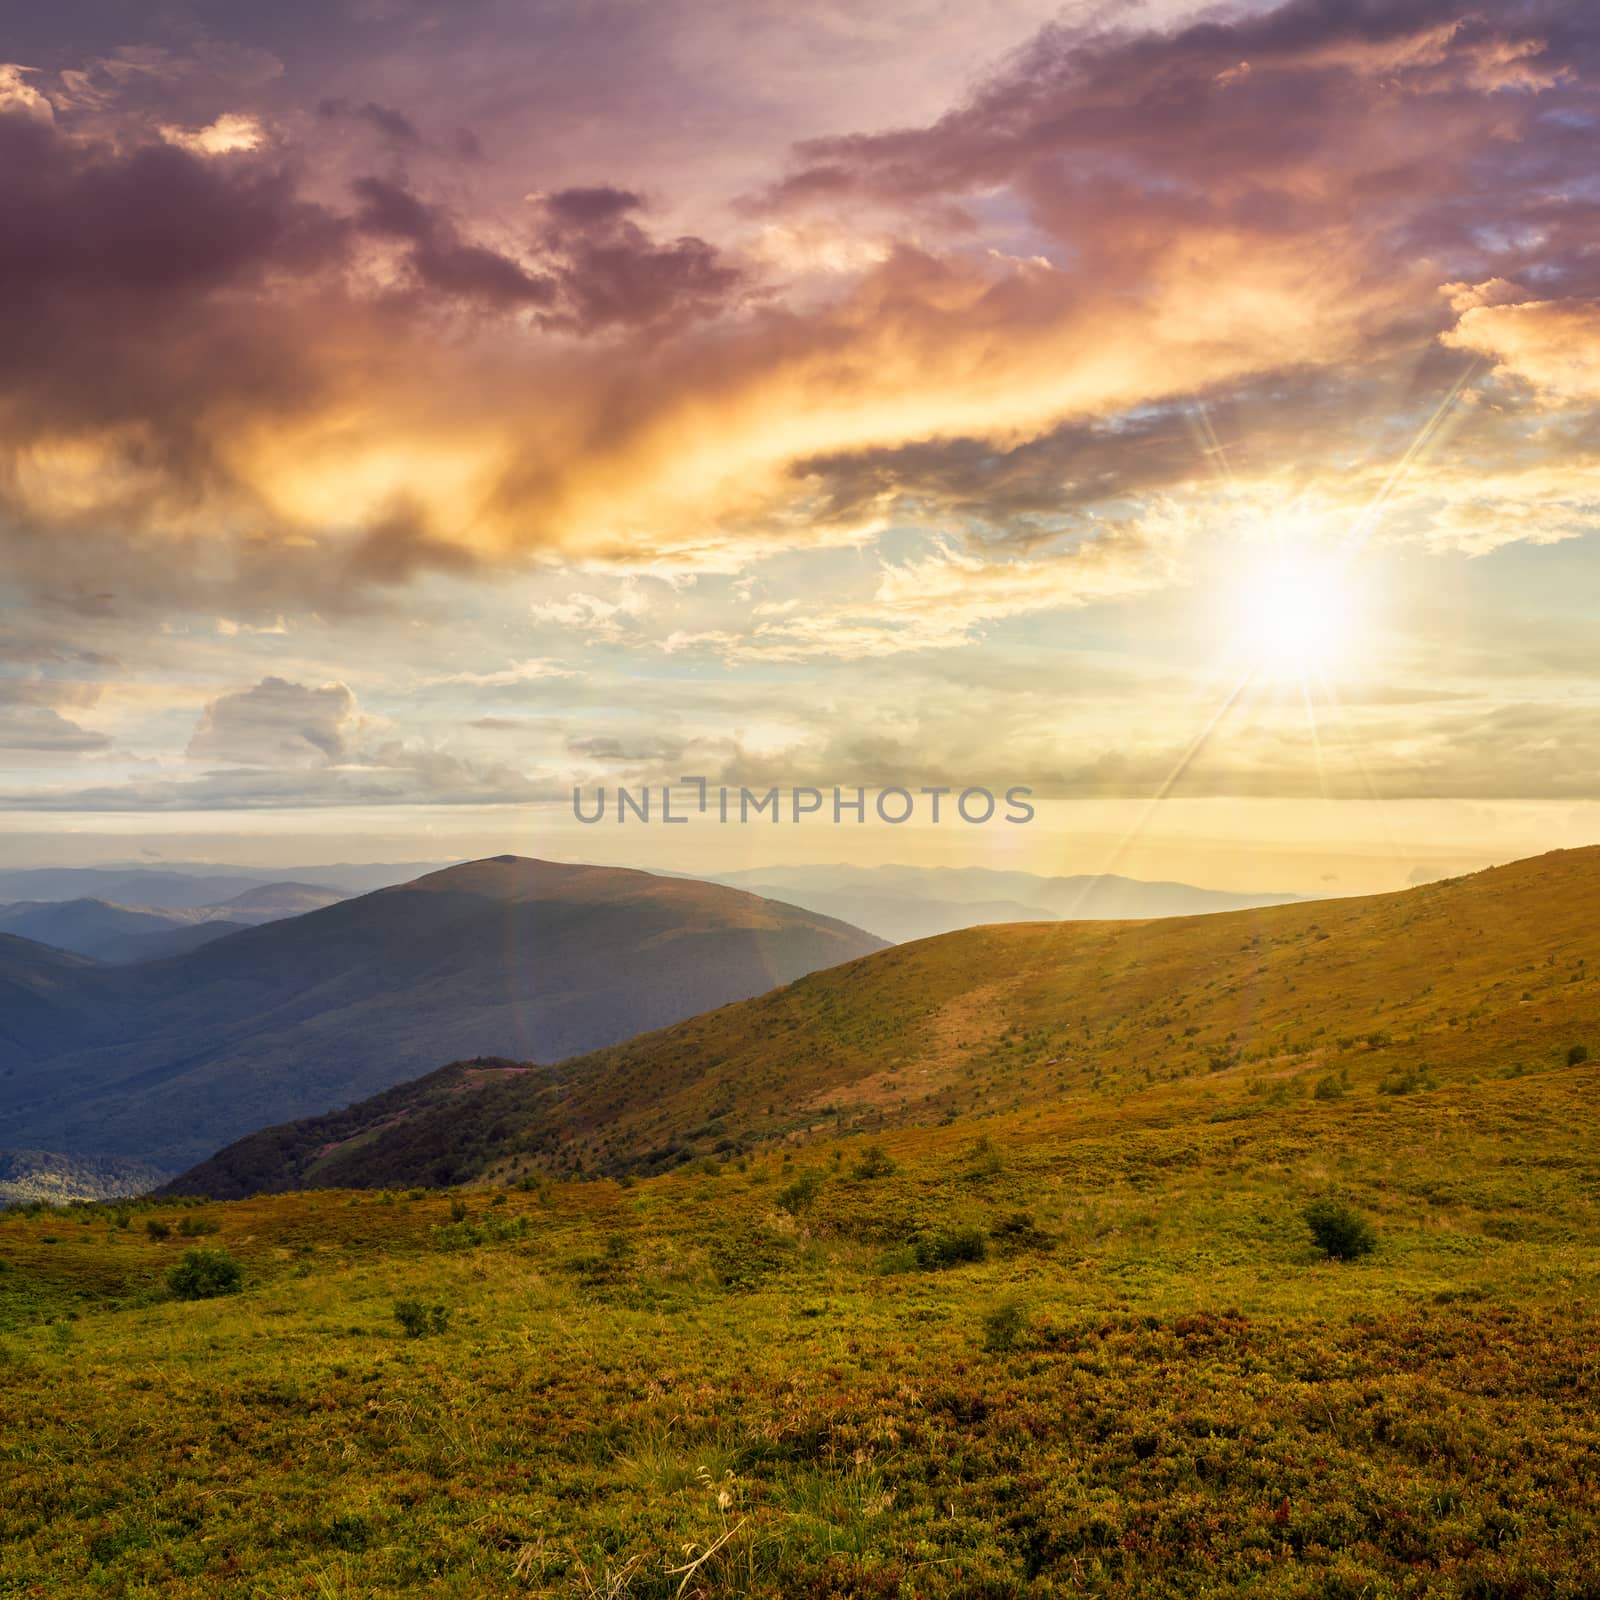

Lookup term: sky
[1,0,1597,894]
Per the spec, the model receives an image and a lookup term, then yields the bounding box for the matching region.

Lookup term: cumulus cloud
[187,677,359,767]
[1442,297,1600,404]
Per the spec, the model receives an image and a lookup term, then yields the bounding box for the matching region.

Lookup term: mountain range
[0,857,885,1174]
[167,846,1599,1198]
[0,883,347,963]
[704,862,1303,943]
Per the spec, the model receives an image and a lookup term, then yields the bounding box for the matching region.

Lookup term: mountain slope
[1,857,886,1171]
[0,898,196,961]
[708,863,1303,942]
[172,845,1600,1196]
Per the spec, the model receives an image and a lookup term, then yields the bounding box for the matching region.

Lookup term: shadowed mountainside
[169,845,1598,1197]
[0,857,886,1172]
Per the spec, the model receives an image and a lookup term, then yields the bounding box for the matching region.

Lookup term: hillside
[174,846,1600,1197]
[0,935,120,1068]
[0,858,886,1173]
[6,1044,1598,1596]
[709,862,1304,942]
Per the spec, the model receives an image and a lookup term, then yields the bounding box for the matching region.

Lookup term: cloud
[0,63,53,124]
[1,0,1597,629]
[0,702,109,754]
[426,658,579,687]
[187,677,359,767]
[1442,296,1600,404]
[530,187,745,335]
[317,97,421,145]
[159,112,264,156]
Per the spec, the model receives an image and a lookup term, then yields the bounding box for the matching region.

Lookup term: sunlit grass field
[5,1055,1598,1597]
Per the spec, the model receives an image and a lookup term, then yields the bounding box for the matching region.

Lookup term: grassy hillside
[178,846,1600,1196]
[3,1055,1597,1597]
[0,858,886,1173]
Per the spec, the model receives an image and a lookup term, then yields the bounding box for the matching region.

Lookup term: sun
[1230,551,1362,680]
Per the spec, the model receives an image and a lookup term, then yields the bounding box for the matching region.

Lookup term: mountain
[0,882,346,963]
[0,868,278,910]
[0,898,199,962]
[170,845,1600,1197]
[0,861,454,907]
[215,882,347,921]
[0,857,886,1173]
[704,863,1303,943]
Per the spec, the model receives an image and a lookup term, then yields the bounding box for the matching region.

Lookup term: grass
[4,1057,1599,1596]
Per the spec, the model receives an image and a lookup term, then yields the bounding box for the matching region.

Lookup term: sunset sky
[2,0,1597,892]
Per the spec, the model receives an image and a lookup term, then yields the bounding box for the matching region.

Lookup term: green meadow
[4,1054,1597,1598]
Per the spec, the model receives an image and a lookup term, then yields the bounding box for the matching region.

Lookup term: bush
[1313,1073,1347,1101]
[981,1298,1030,1352]
[145,1218,171,1240]
[913,1227,988,1270]
[775,1169,824,1215]
[1378,1066,1436,1095]
[1303,1197,1377,1260]
[1568,1044,1589,1067]
[850,1144,897,1180]
[393,1299,450,1337]
[167,1248,243,1300]
[176,1215,218,1237]
[992,1210,1057,1255]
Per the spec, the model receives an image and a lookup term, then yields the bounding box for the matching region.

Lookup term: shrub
[393,1299,450,1337]
[1378,1067,1436,1096]
[1568,1044,1589,1067]
[913,1227,988,1270]
[850,1144,897,1180]
[1313,1073,1347,1101]
[145,1218,171,1240]
[1303,1197,1377,1260]
[992,1210,1057,1255]
[176,1215,218,1237]
[981,1299,1030,1352]
[775,1169,824,1215]
[167,1248,243,1300]
[449,1199,469,1223]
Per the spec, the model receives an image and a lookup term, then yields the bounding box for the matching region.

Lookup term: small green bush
[775,1169,824,1215]
[393,1299,450,1337]
[913,1227,988,1270]
[981,1299,1029,1352]
[1378,1067,1436,1096]
[850,1144,897,1180]
[176,1215,218,1237]
[1313,1073,1347,1101]
[1303,1197,1377,1260]
[145,1218,171,1240]
[167,1248,243,1300]
[1568,1044,1589,1067]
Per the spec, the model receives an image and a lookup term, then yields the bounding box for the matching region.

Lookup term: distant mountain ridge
[168,846,1600,1198]
[0,883,348,963]
[704,863,1304,943]
[0,857,886,1173]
